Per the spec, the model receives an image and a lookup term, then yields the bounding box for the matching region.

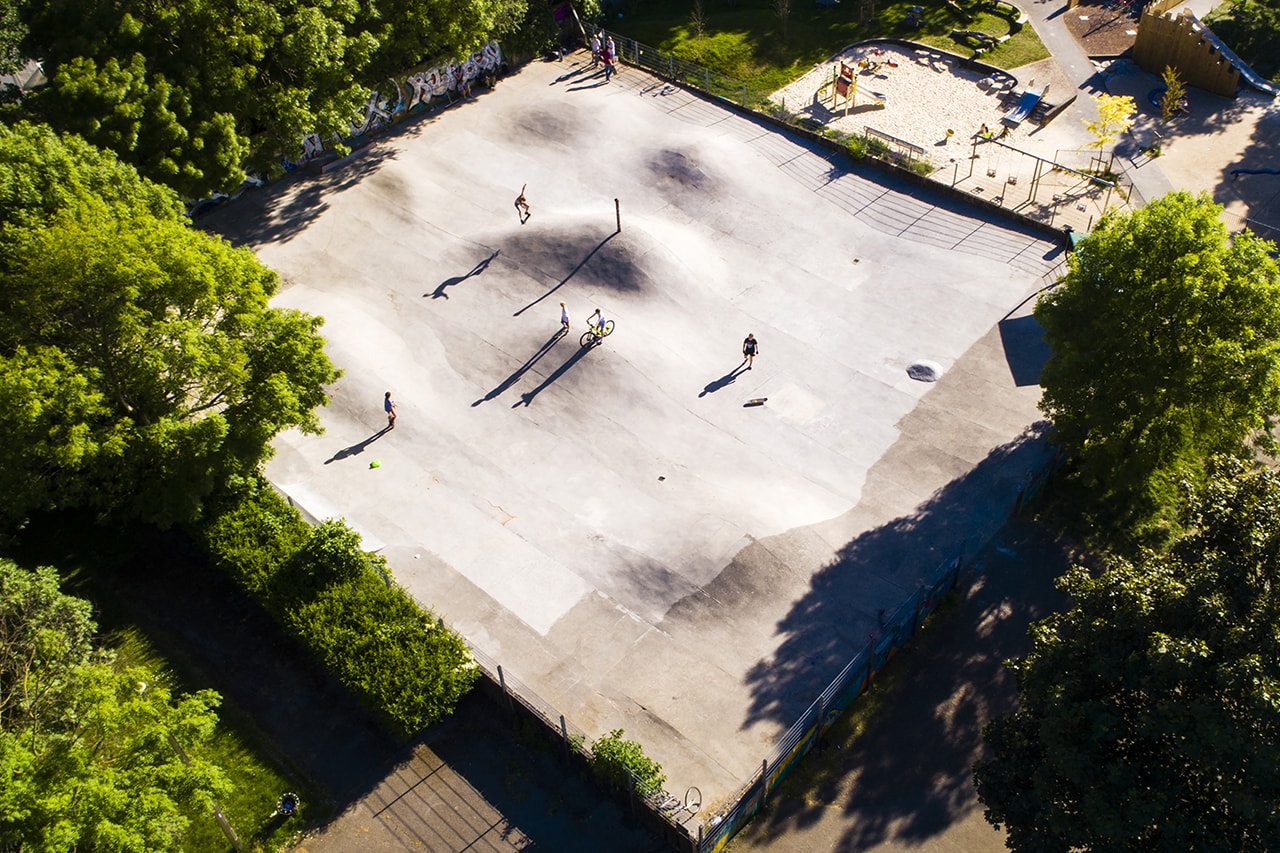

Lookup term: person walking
[742,333,759,369]
[384,391,397,428]
[590,33,601,67]
[601,44,614,82]
[606,36,617,70]
[560,301,571,334]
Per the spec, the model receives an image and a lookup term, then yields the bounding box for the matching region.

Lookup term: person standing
[384,391,397,428]
[742,333,759,369]
[560,302,571,334]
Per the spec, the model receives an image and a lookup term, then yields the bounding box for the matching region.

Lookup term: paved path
[729,518,1073,852]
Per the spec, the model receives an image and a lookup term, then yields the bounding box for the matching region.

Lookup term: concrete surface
[728,519,1074,853]
[205,55,1063,811]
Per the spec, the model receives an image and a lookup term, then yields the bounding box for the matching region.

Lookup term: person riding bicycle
[588,308,606,336]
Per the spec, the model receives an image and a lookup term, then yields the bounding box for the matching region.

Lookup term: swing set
[965,135,1120,213]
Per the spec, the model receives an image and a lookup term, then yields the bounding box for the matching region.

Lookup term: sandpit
[770,42,1044,159]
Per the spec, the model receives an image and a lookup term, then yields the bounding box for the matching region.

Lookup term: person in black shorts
[742,333,759,369]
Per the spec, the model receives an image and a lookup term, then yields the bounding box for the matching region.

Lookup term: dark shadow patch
[504,227,651,316]
[998,315,1051,387]
[729,426,1055,738]
[324,427,393,463]
[647,149,718,201]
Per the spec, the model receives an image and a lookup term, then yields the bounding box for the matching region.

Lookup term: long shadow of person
[511,345,594,407]
[323,426,392,464]
[699,361,748,397]
[473,330,568,406]
[427,249,500,300]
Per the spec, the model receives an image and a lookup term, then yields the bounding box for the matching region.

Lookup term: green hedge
[201,482,477,737]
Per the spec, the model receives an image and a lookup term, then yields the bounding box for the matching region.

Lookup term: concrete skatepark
[206,56,1064,810]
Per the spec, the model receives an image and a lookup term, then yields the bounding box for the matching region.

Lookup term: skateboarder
[743,333,759,368]
[515,184,531,224]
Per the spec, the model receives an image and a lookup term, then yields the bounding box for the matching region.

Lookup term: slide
[1001,86,1045,126]
[1186,12,1278,98]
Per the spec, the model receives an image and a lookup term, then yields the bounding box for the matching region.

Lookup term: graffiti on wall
[289,41,504,168]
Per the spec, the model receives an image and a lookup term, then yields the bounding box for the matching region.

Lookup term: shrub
[589,729,666,796]
[287,571,477,736]
[201,485,308,596]
[847,136,868,160]
[201,478,477,737]
[290,518,370,591]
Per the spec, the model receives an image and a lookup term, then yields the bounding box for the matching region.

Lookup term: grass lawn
[611,0,1048,91]
[111,629,315,853]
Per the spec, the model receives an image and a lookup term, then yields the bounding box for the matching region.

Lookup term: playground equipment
[816,61,887,114]
[1001,85,1046,126]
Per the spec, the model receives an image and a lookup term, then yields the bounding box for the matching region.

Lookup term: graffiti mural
[294,41,504,166]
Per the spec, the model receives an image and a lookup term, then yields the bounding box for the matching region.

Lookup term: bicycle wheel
[580,331,597,348]
[602,319,615,336]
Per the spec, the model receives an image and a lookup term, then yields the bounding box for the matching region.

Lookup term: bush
[201,485,309,596]
[201,479,477,736]
[291,518,370,591]
[288,571,478,736]
[589,729,666,796]
[847,136,868,160]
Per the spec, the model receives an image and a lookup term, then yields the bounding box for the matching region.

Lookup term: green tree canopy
[0,559,231,851]
[0,122,339,529]
[974,458,1280,851]
[18,0,524,197]
[1206,0,1280,82]
[1035,191,1280,539]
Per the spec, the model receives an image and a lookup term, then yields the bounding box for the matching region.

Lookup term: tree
[1206,0,1280,82]
[1082,93,1135,173]
[17,0,522,197]
[0,122,340,529]
[1160,65,1187,122]
[974,458,1280,851]
[0,559,231,851]
[0,0,25,78]
[773,0,793,39]
[1034,191,1280,538]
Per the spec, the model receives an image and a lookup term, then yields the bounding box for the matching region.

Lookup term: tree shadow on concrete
[197,153,389,248]
[1205,93,1280,243]
[324,426,393,464]
[428,250,501,300]
[997,315,1051,387]
[511,345,595,407]
[741,518,1074,852]
[699,362,748,397]
[741,424,1056,736]
[473,330,568,406]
